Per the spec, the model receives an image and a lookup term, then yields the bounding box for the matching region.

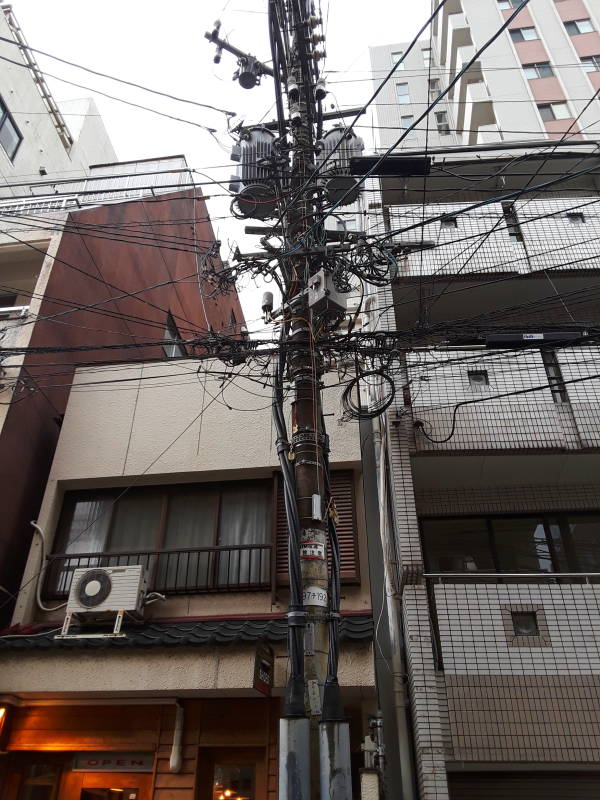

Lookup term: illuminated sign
[72,752,154,772]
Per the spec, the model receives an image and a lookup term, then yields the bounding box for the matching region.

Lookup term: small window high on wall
[0,96,22,161]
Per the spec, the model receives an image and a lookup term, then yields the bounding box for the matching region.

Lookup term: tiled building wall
[403,585,450,800]
[368,197,600,277]
[434,583,600,763]
[403,345,600,453]
[416,482,600,517]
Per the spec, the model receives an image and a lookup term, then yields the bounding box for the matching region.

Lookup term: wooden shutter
[275,470,359,584]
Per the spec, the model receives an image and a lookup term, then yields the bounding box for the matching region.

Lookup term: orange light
[225,792,233,798]
[0,708,5,720]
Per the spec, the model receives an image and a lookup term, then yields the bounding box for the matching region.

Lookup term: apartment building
[370,0,600,148]
[0,5,245,629]
[0,358,375,799]
[361,135,600,799]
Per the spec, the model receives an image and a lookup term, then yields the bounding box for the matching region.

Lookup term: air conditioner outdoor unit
[58,565,147,639]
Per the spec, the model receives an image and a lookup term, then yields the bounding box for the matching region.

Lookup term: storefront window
[213,763,256,800]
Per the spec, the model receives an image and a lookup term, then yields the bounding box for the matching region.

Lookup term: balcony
[43,544,273,600]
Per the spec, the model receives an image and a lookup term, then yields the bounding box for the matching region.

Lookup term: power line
[0,34,236,118]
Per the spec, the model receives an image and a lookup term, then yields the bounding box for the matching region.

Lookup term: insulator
[262,291,274,314]
[287,76,300,103]
[315,78,327,102]
[290,106,302,127]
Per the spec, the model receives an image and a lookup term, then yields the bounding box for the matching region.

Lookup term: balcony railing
[44,544,273,599]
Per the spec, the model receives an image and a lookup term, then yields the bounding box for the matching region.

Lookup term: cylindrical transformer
[316,126,364,207]
[231,127,278,219]
[240,126,276,185]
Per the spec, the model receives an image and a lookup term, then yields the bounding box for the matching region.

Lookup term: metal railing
[44,544,273,599]
[425,571,600,582]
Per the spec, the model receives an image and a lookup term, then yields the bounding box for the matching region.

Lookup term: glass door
[197,748,266,800]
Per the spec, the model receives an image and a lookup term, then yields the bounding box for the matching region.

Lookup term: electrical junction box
[308,268,347,318]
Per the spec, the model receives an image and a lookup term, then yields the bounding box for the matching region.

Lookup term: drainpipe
[169,701,184,773]
[372,418,416,800]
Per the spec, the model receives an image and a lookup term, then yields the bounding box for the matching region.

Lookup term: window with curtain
[48,480,272,596]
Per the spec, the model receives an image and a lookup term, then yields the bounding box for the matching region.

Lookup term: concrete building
[0,5,245,629]
[369,0,600,148]
[362,136,600,798]
[0,360,376,799]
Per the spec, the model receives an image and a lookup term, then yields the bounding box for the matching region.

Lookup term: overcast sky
[10,0,429,327]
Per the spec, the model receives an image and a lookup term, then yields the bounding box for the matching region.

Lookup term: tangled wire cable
[341,368,396,420]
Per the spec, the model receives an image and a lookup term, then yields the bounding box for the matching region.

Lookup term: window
[163,312,185,359]
[421,518,495,573]
[502,202,523,242]
[537,102,570,121]
[581,55,600,72]
[49,481,273,595]
[422,47,432,68]
[229,308,237,328]
[0,293,17,308]
[435,110,450,134]
[391,51,404,69]
[523,62,554,79]
[441,215,458,228]
[401,114,416,138]
[567,211,585,224]
[336,218,357,232]
[421,512,600,576]
[429,78,441,100]
[498,0,521,7]
[0,97,21,161]
[564,19,594,35]
[468,369,489,387]
[511,611,539,636]
[510,27,539,42]
[396,82,410,104]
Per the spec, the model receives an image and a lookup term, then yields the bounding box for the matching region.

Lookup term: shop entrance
[197,747,267,800]
[1,759,152,800]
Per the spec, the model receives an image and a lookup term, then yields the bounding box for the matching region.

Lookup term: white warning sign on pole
[300,541,325,560]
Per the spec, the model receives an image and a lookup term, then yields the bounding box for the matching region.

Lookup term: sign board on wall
[72,752,154,772]
[253,641,274,696]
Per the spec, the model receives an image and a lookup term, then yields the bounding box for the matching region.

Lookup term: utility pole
[207,3,354,797]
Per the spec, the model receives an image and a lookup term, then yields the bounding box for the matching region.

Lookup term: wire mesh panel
[431,580,600,763]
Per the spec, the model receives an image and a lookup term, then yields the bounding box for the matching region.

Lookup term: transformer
[231,126,278,220]
[316,127,364,207]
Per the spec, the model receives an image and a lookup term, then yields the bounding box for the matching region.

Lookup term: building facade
[0,360,376,800]
[363,140,600,799]
[369,0,600,149]
[0,5,245,628]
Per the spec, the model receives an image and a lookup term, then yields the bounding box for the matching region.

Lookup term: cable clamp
[287,610,308,627]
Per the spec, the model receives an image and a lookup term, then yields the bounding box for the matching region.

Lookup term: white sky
[9,0,429,329]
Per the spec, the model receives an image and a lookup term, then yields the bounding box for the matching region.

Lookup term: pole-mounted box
[308,268,346,318]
